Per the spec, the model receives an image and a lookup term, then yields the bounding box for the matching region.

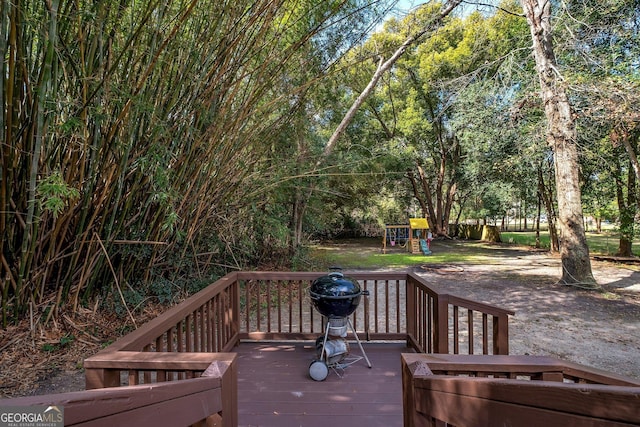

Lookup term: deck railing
[3,270,514,426]
[82,273,241,426]
[4,355,235,427]
[401,353,640,427]
[236,271,513,355]
[78,270,511,425]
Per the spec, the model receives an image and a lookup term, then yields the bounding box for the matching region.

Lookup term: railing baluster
[256,280,262,332]
[288,280,293,333]
[217,293,223,351]
[167,327,174,352]
[129,371,138,386]
[453,305,459,354]
[177,319,184,352]
[428,294,433,353]
[186,314,193,352]
[143,344,152,383]
[384,279,390,333]
[244,280,250,333]
[208,301,213,352]
[396,280,401,334]
[418,290,429,348]
[298,280,303,333]
[266,280,272,333]
[228,287,234,344]
[468,309,474,355]
[193,310,200,352]
[436,295,449,353]
[200,306,206,352]
[309,280,315,334]
[483,313,489,354]
[277,280,282,333]
[373,279,378,334]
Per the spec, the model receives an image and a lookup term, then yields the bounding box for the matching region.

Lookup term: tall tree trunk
[535,188,542,248]
[614,157,637,257]
[538,161,559,251]
[612,124,639,256]
[407,169,429,218]
[521,0,597,287]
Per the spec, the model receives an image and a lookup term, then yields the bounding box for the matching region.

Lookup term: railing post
[406,278,416,348]
[199,354,237,427]
[232,276,240,347]
[493,312,510,355]
[434,295,449,354]
[85,365,120,390]
[221,355,237,427]
[402,354,436,427]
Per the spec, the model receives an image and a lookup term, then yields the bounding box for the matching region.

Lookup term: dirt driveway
[400,240,640,379]
[314,237,639,379]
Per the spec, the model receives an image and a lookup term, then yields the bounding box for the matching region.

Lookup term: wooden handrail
[100,273,239,352]
[401,354,640,427]
[84,351,235,388]
[405,273,513,355]
[2,355,237,427]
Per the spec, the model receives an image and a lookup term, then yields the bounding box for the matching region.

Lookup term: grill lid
[310,270,361,299]
[310,268,365,318]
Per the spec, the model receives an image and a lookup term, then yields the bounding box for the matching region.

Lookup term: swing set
[382,218,432,255]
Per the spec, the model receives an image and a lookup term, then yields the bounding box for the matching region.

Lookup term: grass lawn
[308,242,478,269]
[307,237,528,270]
[308,229,640,270]
[501,230,640,256]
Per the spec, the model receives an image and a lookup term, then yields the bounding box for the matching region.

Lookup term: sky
[391,0,501,18]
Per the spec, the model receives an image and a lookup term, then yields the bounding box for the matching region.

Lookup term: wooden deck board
[236,341,411,427]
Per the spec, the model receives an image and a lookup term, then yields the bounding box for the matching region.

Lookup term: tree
[520,0,597,287]
[286,0,463,244]
[559,0,640,255]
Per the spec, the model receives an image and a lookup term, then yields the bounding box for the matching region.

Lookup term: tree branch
[319,0,463,163]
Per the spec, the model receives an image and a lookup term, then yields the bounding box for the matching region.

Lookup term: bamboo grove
[0,0,383,326]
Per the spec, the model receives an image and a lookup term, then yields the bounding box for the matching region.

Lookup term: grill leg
[321,322,331,361]
[348,319,372,368]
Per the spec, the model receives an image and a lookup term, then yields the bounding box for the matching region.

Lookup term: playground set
[382,218,432,255]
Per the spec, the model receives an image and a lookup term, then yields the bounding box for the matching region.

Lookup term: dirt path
[412,241,640,379]
[317,238,640,378]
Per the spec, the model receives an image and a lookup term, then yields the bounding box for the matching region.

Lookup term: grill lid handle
[328,266,344,278]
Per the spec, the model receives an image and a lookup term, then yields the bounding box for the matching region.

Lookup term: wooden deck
[236,341,411,427]
[7,271,640,426]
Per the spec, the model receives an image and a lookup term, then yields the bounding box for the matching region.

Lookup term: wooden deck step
[236,341,411,427]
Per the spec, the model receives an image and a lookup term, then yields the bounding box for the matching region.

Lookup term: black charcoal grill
[308,268,372,381]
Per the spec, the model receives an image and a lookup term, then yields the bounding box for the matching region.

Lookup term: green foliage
[41,334,75,353]
[36,171,80,218]
[150,278,180,305]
